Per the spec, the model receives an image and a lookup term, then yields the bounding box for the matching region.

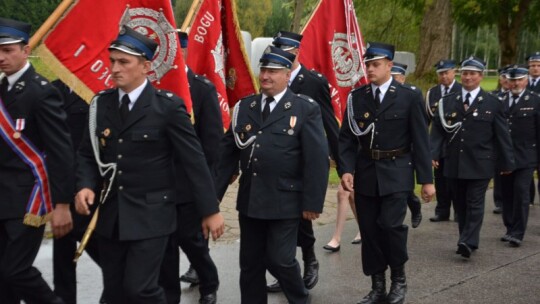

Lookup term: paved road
[35,187,540,303]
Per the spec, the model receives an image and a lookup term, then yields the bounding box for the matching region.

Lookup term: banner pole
[29,0,75,50]
[181,0,203,31]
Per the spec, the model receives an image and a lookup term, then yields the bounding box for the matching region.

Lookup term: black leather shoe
[408,195,422,228]
[429,214,450,222]
[199,292,217,304]
[357,272,386,304]
[500,234,511,242]
[323,244,341,252]
[180,265,200,285]
[302,246,319,289]
[387,266,407,304]
[493,206,502,214]
[508,236,522,247]
[266,280,282,293]
[457,242,472,258]
[429,215,449,222]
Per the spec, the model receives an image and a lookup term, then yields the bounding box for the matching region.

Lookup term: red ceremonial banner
[299,0,368,123]
[36,0,192,112]
[187,0,258,129]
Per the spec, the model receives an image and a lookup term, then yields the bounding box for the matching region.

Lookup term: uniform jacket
[500,90,540,169]
[0,65,73,220]
[528,78,540,95]
[76,82,219,240]
[215,89,329,220]
[290,65,339,162]
[430,89,515,179]
[175,69,223,206]
[427,81,462,121]
[338,80,433,197]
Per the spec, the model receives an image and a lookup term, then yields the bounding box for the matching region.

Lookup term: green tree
[452,0,538,65]
[0,0,61,36]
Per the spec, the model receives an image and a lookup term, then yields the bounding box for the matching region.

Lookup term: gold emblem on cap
[245,124,252,131]
[103,128,111,138]
[364,112,370,118]
[13,132,21,139]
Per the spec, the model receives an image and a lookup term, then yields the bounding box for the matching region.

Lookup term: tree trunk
[291,0,305,33]
[497,0,531,66]
[414,0,453,78]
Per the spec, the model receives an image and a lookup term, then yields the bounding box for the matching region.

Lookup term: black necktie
[120,94,131,123]
[510,94,519,110]
[0,77,8,99]
[374,88,381,109]
[444,86,449,96]
[464,92,471,110]
[262,96,274,122]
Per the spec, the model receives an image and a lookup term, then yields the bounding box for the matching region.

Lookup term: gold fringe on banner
[35,45,96,104]
[23,212,52,227]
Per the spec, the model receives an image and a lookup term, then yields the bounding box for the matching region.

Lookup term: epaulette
[97,88,115,96]
[350,84,368,94]
[308,69,327,81]
[193,74,214,87]
[400,82,422,93]
[296,93,315,103]
[156,89,178,101]
[236,94,257,107]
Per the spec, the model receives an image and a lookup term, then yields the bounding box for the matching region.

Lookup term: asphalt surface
[34,186,540,303]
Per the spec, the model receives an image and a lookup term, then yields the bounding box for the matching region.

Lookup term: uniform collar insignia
[15,81,25,91]
[524,95,530,101]
[167,93,173,98]
[457,95,461,100]
[250,100,257,108]
[478,96,483,101]
[284,101,292,110]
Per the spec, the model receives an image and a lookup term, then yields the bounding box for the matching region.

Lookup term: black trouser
[53,210,101,304]
[0,219,63,304]
[493,172,503,208]
[160,202,219,304]
[297,218,315,250]
[434,159,454,217]
[100,235,169,304]
[501,168,534,240]
[449,178,490,249]
[356,191,409,276]
[239,214,308,304]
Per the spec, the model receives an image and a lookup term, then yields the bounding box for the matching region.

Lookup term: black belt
[363,147,410,160]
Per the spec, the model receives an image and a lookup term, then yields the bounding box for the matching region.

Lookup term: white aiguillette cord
[88,96,116,204]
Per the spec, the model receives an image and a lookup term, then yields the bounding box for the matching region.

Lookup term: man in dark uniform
[491,66,511,214]
[215,46,329,304]
[426,59,462,222]
[160,31,222,304]
[431,56,515,259]
[339,42,435,304]
[51,80,103,304]
[526,52,540,206]
[0,17,73,304]
[265,29,339,293]
[74,26,224,303]
[390,62,423,228]
[499,64,540,247]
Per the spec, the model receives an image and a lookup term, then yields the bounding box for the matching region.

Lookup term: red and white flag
[187,0,258,129]
[299,0,368,123]
[37,0,192,112]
